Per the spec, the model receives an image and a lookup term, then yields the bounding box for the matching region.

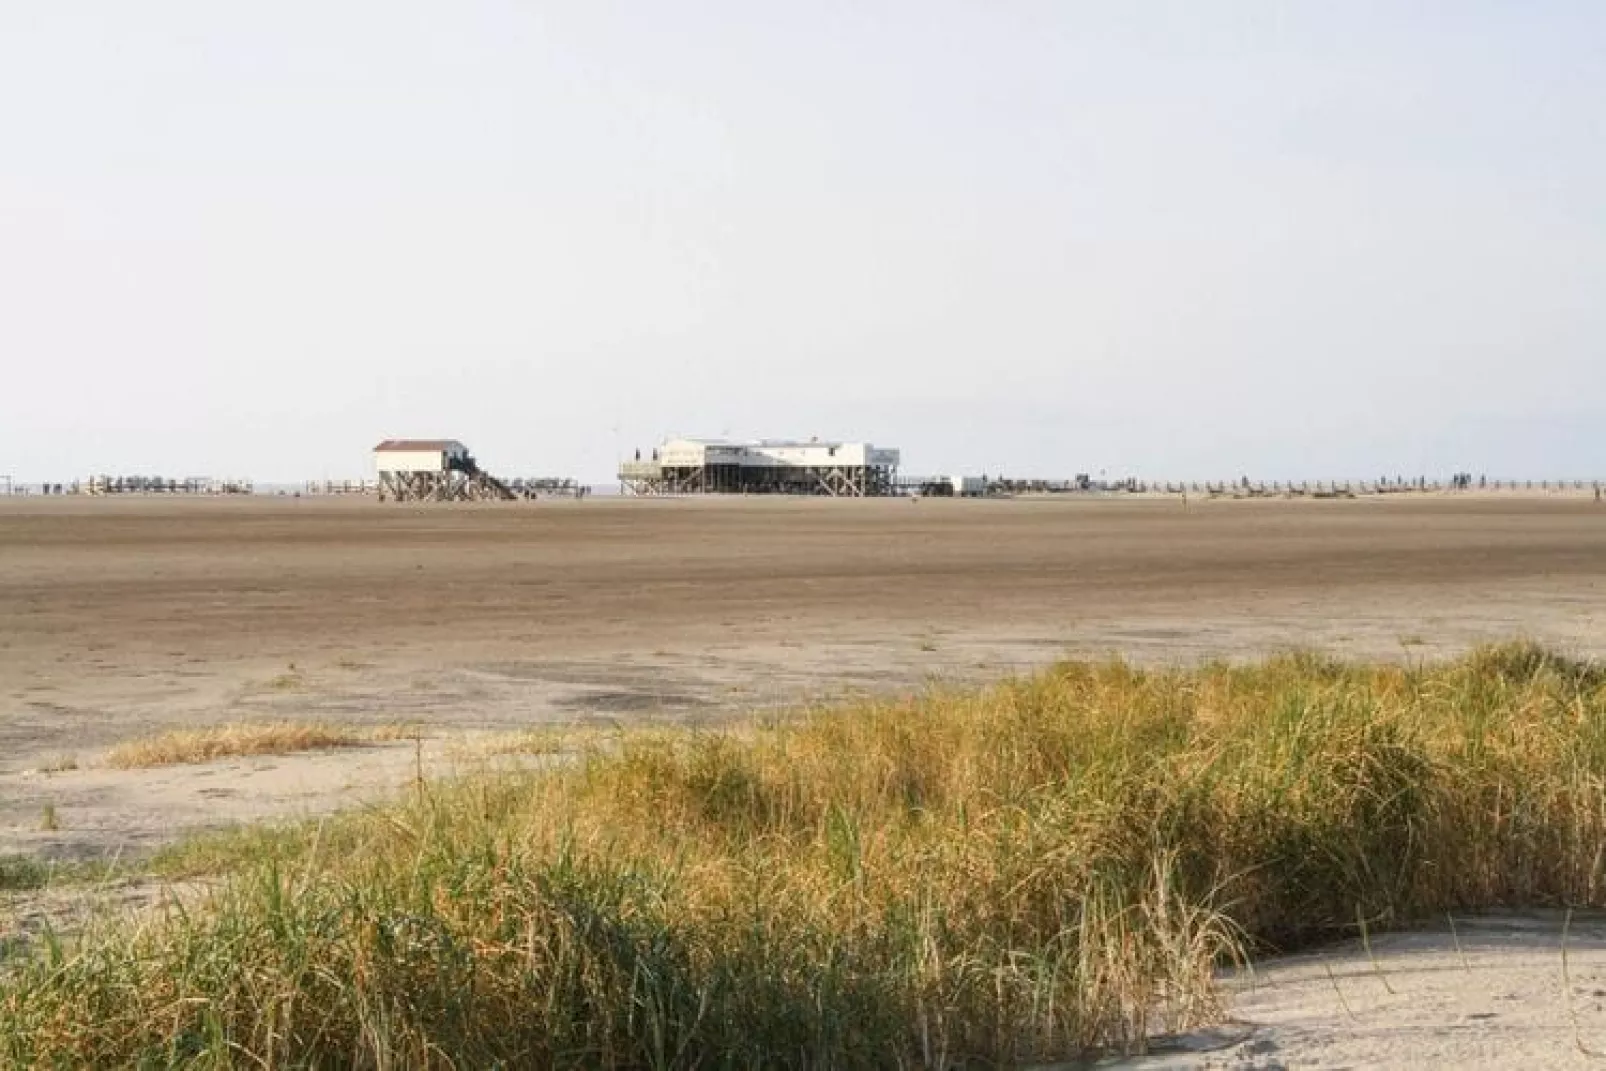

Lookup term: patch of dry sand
[1087,913,1606,1069]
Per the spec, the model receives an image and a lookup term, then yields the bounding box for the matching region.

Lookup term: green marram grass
[5,643,1606,1067]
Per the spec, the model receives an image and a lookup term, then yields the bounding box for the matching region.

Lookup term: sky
[1,2,1602,484]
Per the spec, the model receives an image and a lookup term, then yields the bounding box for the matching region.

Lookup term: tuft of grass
[261,664,306,691]
[37,754,78,774]
[6,642,1606,1066]
[478,727,615,760]
[0,856,50,892]
[365,723,425,743]
[104,722,364,769]
[37,805,58,833]
[0,856,117,894]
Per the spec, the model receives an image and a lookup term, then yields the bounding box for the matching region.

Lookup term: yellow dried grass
[104,722,365,768]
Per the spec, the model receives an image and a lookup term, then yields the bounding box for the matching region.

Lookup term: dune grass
[0,855,51,893]
[102,722,428,769]
[103,721,368,768]
[7,644,1606,1066]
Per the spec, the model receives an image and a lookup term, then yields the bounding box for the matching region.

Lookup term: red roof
[373,439,466,453]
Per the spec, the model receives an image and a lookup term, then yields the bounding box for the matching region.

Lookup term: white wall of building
[950,475,986,496]
[374,442,469,474]
[656,438,899,469]
[659,439,745,467]
[376,450,447,473]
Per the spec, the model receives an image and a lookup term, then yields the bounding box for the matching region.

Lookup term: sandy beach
[4,492,1606,1066]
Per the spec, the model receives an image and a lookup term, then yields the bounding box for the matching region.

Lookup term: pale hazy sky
[2,3,1602,484]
